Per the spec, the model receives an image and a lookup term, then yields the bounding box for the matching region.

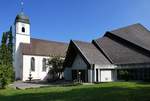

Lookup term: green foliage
[7,27,13,64]
[0,28,13,65]
[47,56,64,81]
[0,64,13,89]
[119,70,129,81]
[0,28,14,88]
[0,32,8,65]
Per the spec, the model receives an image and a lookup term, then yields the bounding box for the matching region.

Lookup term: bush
[119,70,129,81]
[47,56,64,82]
[0,64,13,89]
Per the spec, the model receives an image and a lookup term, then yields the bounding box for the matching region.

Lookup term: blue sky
[0,0,150,43]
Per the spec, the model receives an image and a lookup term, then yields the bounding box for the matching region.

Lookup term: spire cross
[21,0,24,13]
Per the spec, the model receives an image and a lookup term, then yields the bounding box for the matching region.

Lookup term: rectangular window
[42,58,47,72]
[31,57,35,72]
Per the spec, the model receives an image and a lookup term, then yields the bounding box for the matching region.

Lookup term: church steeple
[14,0,30,51]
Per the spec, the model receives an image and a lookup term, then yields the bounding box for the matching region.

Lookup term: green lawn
[0,82,150,101]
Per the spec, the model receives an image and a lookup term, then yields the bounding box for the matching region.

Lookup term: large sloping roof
[65,23,150,66]
[72,40,111,65]
[94,36,150,64]
[110,23,150,52]
[20,38,68,57]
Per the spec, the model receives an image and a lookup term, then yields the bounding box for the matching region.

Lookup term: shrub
[119,70,129,81]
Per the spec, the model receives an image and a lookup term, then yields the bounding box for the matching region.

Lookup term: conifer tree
[0,32,8,65]
[7,27,14,82]
[0,28,14,88]
[7,27,13,64]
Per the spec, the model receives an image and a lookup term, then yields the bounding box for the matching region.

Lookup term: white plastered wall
[14,46,23,80]
[95,64,117,82]
[22,55,50,81]
[15,22,30,36]
[72,54,87,70]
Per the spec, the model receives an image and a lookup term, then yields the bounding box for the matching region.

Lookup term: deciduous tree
[47,56,64,81]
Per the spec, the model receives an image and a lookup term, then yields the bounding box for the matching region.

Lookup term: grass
[0,82,150,101]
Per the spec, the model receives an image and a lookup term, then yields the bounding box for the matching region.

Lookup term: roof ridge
[110,23,143,32]
[72,40,90,44]
[31,38,68,44]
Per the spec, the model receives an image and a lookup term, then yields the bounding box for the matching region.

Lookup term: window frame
[42,58,47,72]
[31,57,35,72]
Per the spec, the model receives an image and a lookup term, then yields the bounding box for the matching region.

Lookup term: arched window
[22,27,25,32]
[31,57,35,71]
[42,58,47,72]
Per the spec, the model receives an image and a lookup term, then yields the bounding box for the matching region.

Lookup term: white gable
[72,54,87,70]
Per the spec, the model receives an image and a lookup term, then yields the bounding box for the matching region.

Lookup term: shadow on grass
[0,86,150,101]
[135,81,150,85]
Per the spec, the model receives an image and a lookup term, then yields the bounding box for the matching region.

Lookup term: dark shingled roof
[110,23,150,52]
[73,40,111,65]
[95,36,150,64]
[64,23,150,67]
[20,38,68,57]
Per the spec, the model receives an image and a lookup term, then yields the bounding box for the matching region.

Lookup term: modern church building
[10,10,150,82]
[64,24,150,83]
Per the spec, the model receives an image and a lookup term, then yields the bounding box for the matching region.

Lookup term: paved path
[9,81,91,90]
[9,81,51,90]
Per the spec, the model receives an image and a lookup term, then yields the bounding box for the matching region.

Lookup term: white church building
[11,11,150,83]
[13,12,68,81]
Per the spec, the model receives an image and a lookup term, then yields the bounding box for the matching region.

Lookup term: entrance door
[96,69,98,82]
[72,70,86,82]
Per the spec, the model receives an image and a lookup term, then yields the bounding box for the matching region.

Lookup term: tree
[0,64,13,88]
[47,56,64,81]
[0,32,8,65]
[0,28,14,88]
[0,27,13,65]
[7,27,15,82]
[7,27,13,64]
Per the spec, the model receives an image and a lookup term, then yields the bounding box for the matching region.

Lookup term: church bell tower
[14,0,31,79]
[14,12,30,51]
